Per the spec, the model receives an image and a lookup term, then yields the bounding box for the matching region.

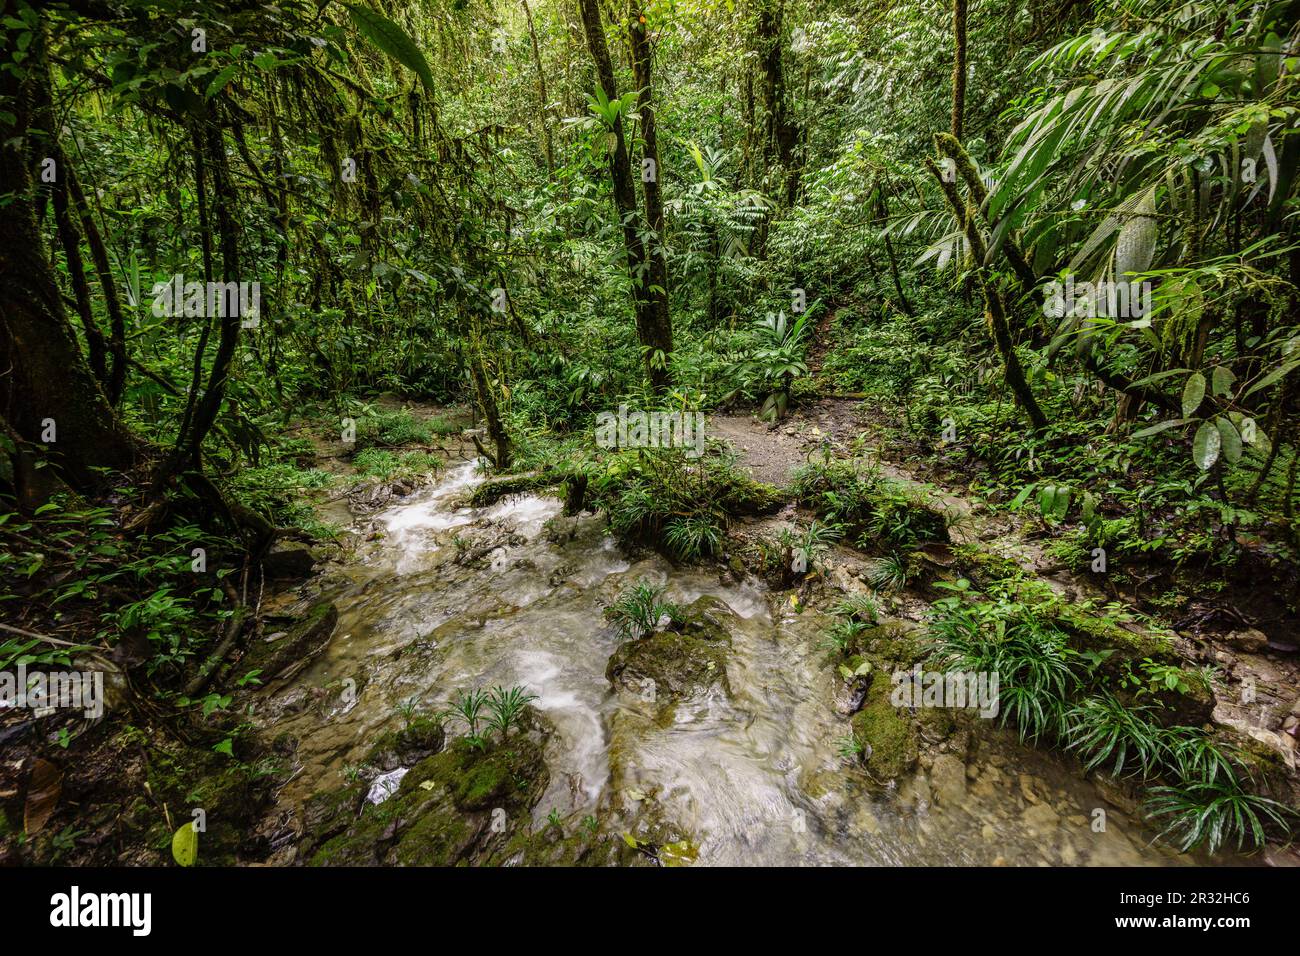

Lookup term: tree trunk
[521,0,555,176]
[174,119,245,471]
[629,3,672,374]
[754,0,798,205]
[468,334,513,470]
[578,0,672,395]
[926,158,1049,430]
[951,0,967,141]
[0,12,144,490]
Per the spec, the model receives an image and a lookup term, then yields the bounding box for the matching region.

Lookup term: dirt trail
[709,397,866,489]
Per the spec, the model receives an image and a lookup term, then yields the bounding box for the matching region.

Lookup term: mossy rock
[493,821,649,867]
[716,473,785,514]
[141,739,279,864]
[857,620,925,667]
[238,600,338,683]
[949,543,1024,588]
[299,782,367,857]
[366,716,447,771]
[309,731,550,867]
[1051,602,1176,667]
[851,675,919,783]
[605,595,733,701]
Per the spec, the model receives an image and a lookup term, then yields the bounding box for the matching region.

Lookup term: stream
[258,459,1206,866]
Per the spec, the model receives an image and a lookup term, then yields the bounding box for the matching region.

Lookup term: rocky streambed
[233,458,1259,867]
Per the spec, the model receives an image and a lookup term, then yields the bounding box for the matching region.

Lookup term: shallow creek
[258,460,1210,866]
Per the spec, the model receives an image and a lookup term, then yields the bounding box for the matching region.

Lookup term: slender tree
[578,0,672,394]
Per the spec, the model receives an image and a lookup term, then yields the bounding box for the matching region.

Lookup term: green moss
[494,825,647,866]
[391,806,478,866]
[851,676,918,782]
[605,596,733,701]
[310,733,550,867]
[468,471,561,507]
[1052,601,1175,664]
[366,715,446,770]
[858,620,925,666]
[950,543,1023,585]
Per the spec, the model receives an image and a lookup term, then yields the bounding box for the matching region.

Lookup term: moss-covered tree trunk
[578,0,672,395]
[754,0,799,206]
[925,157,1049,431]
[629,3,672,375]
[950,0,967,141]
[0,12,144,491]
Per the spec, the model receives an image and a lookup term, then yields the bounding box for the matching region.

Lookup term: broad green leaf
[1114,190,1157,276]
[1180,372,1206,418]
[1192,421,1220,471]
[1210,366,1235,397]
[1215,416,1242,464]
[205,63,239,99]
[172,822,199,867]
[344,4,435,93]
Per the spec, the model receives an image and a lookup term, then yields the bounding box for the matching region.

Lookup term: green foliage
[730,309,812,421]
[484,686,540,738]
[604,580,681,641]
[594,447,773,561]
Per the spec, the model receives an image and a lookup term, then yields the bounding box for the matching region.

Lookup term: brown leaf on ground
[23,758,62,835]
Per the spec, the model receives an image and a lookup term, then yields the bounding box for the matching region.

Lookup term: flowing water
[259,460,1207,866]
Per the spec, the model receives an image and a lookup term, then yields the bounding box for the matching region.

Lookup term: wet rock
[239,600,338,683]
[1022,802,1060,834]
[851,675,919,783]
[929,753,967,806]
[833,675,870,716]
[366,716,447,772]
[498,818,649,866]
[1019,774,1041,805]
[1090,772,1140,815]
[309,722,552,867]
[299,784,367,858]
[1284,699,1300,740]
[262,541,318,580]
[1224,627,1269,654]
[605,596,733,701]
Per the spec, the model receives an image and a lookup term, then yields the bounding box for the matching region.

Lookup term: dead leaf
[24,758,62,835]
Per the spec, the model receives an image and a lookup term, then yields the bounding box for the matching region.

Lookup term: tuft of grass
[604,579,681,640]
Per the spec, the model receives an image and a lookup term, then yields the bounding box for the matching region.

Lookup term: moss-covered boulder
[238,600,338,684]
[307,723,551,867]
[851,675,919,783]
[855,620,926,667]
[605,595,733,701]
[495,819,650,866]
[298,782,368,859]
[365,716,447,771]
